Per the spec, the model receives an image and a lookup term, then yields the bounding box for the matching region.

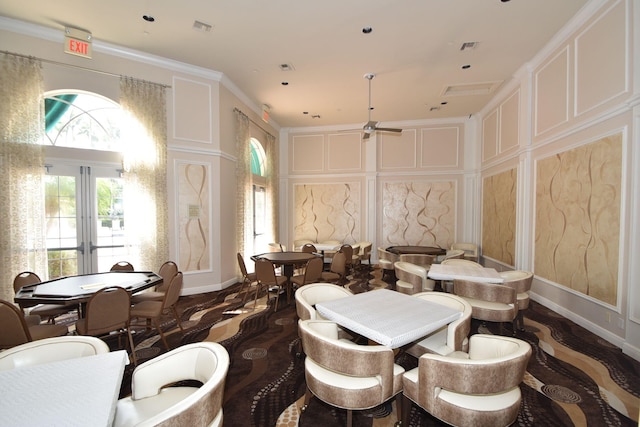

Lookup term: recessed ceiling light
[142,15,155,23]
[362,26,373,34]
[281,82,289,86]
[462,64,471,69]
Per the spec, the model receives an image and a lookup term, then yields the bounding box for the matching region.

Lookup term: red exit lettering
[68,39,88,54]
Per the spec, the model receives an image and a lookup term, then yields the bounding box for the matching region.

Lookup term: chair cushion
[114,387,198,427]
[438,386,521,411]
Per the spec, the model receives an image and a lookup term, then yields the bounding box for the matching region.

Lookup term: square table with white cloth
[315,289,461,348]
[427,264,505,283]
[0,350,128,426]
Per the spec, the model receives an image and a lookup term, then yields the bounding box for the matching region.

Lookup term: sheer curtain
[120,77,169,271]
[265,133,279,244]
[235,110,252,264]
[0,53,47,301]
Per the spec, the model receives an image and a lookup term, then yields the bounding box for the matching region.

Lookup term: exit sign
[64,27,92,59]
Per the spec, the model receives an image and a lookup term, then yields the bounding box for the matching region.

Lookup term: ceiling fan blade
[362,132,371,140]
[375,127,403,133]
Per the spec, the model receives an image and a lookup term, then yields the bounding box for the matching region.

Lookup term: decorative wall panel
[482,169,516,265]
[173,77,212,143]
[177,161,211,272]
[294,183,361,243]
[381,181,455,248]
[535,133,621,305]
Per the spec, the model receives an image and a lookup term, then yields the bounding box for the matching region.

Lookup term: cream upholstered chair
[356,241,373,267]
[399,253,436,268]
[295,283,353,321]
[131,261,179,304]
[404,292,471,357]
[394,261,435,295]
[130,272,185,349]
[0,336,109,371]
[291,256,324,288]
[294,239,314,249]
[76,286,137,364]
[499,270,533,332]
[13,271,71,324]
[440,249,465,262]
[320,251,347,284]
[0,299,68,349]
[268,242,286,252]
[235,253,258,304]
[377,247,398,279]
[451,242,479,262]
[114,342,229,427]
[254,258,288,311]
[111,261,135,271]
[453,279,518,335]
[402,334,532,427]
[298,319,405,427]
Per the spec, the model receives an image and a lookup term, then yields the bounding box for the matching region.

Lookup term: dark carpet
[109,266,640,427]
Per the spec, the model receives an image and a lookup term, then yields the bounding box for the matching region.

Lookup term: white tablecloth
[316,289,461,348]
[427,264,505,283]
[0,350,128,426]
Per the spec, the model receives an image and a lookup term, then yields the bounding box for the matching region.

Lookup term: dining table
[14,271,163,317]
[427,263,505,283]
[315,289,462,348]
[251,251,320,282]
[386,245,447,257]
[0,350,128,426]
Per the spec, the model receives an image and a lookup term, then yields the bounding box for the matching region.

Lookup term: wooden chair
[236,253,258,304]
[75,286,137,364]
[130,272,184,350]
[110,261,135,271]
[0,299,68,350]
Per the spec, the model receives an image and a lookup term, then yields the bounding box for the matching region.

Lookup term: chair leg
[171,306,184,332]
[401,394,411,427]
[126,328,137,365]
[155,318,170,350]
[395,394,403,426]
[346,409,353,427]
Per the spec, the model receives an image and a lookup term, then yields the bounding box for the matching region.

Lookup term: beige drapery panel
[235,110,252,266]
[264,132,279,243]
[120,77,169,271]
[0,53,48,302]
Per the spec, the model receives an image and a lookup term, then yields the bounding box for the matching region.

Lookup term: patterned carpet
[108,266,639,427]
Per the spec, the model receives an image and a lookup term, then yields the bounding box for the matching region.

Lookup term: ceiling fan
[361,73,402,140]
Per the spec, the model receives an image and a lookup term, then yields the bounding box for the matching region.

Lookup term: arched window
[250,138,267,241]
[250,137,266,176]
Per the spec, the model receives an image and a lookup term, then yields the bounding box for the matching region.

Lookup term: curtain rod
[1,50,171,89]
[233,107,275,139]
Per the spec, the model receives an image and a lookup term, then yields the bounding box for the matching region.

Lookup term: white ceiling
[0,0,589,129]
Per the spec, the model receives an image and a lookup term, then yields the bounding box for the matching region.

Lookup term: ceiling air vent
[460,41,478,51]
[279,63,295,71]
[193,20,212,32]
[442,81,503,97]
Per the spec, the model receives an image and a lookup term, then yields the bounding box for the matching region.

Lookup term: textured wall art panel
[535,133,621,305]
[482,169,516,265]
[177,162,211,272]
[381,181,455,248]
[294,183,361,243]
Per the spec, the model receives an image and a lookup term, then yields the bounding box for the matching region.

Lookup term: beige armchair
[404,292,472,357]
[298,319,405,427]
[355,241,373,267]
[0,336,109,371]
[453,279,518,335]
[376,247,398,279]
[499,270,533,332]
[402,334,531,427]
[451,242,479,262]
[394,261,435,295]
[295,283,353,321]
[399,253,435,268]
[114,342,229,427]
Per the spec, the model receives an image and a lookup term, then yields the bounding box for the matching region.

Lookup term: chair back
[255,258,279,286]
[412,292,472,353]
[358,242,373,262]
[442,249,465,260]
[338,244,353,265]
[13,271,41,293]
[300,257,323,284]
[111,261,134,271]
[157,261,179,292]
[500,270,533,294]
[453,279,517,323]
[451,242,479,261]
[295,283,353,321]
[81,286,131,336]
[162,272,184,311]
[301,243,317,253]
[399,254,435,268]
[394,261,432,294]
[117,342,229,427]
[441,259,483,268]
[237,252,251,277]
[268,242,285,252]
[329,251,347,276]
[0,300,31,348]
[0,336,109,371]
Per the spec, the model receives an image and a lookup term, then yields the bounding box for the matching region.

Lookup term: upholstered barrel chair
[499,270,533,332]
[451,242,480,262]
[398,253,436,269]
[453,279,517,335]
[402,334,532,427]
[298,319,404,427]
[376,247,398,280]
[394,261,434,295]
[405,292,472,357]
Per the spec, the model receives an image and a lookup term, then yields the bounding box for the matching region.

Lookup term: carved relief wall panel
[177,161,211,272]
[294,183,361,244]
[482,169,516,265]
[534,133,621,305]
[381,181,456,248]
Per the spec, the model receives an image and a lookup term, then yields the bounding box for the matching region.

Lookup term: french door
[45,163,127,277]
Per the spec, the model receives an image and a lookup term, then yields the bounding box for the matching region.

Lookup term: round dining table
[251,251,320,281]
